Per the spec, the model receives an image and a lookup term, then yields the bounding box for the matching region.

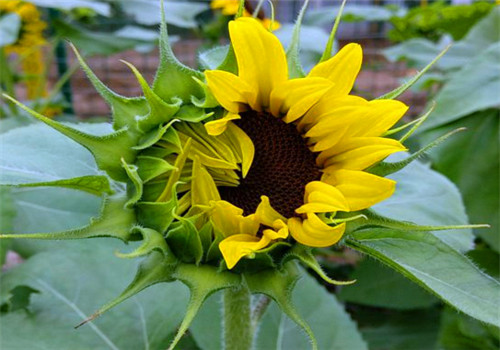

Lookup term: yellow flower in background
[0,0,48,101]
[211,0,281,31]
[204,17,408,268]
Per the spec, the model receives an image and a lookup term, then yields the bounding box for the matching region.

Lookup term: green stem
[223,286,252,350]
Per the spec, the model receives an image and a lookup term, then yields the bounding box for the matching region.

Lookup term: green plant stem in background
[223,286,252,350]
[0,48,18,117]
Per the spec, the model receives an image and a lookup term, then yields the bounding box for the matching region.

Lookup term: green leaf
[439,307,500,350]
[338,259,437,310]
[199,45,231,70]
[0,123,104,185]
[6,176,112,196]
[120,0,208,28]
[275,25,330,73]
[0,188,15,264]
[53,19,154,56]
[0,285,40,313]
[255,273,368,350]
[346,228,500,327]
[372,155,474,252]
[0,13,21,48]
[418,110,499,252]
[0,242,190,349]
[357,308,441,350]
[305,4,405,25]
[29,0,111,16]
[420,42,500,131]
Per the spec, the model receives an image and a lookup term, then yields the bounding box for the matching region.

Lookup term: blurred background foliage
[0,1,499,349]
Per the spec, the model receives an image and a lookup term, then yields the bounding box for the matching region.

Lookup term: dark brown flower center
[218,110,321,217]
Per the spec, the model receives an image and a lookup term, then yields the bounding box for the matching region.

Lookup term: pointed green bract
[3,175,112,196]
[369,128,465,177]
[284,244,356,285]
[377,45,450,100]
[70,43,148,132]
[0,195,134,241]
[246,263,318,350]
[3,95,139,182]
[320,0,347,63]
[116,227,170,259]
[121,159,143,208]
[153,0,204,102]
[286,0,309,78]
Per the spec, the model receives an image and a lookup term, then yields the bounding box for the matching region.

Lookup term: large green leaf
[304,4,406,25]
[120,0,208,28]
[0,242,190,350]
[421,42,500,130]
[418,110,499,252]
[372,155,474,252]
[346,228,500,327]
[0,122,107,185]
[29,0,111,16]
[0,13,21,48]
[357,308,441,350]
[8,187,102,256]
[190,274,368,350]
[338,259,437,310]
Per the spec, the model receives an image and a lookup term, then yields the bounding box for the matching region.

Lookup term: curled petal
[289,214,346,247]
[219,234,272,269]
[322,169,396,211]
[255,195,286,226]
[296,181,349,214]
[209,201,259,237]
[205,113,240,136]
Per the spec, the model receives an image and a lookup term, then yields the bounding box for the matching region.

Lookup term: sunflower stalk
[223,286,253,350]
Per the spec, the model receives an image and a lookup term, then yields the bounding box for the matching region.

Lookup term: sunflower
[211,0,281,30]
[0,0,48,101]
[201,17,408,268]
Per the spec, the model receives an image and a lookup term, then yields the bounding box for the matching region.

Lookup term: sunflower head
[2,1,431,348]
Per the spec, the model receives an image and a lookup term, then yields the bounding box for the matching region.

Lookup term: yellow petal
[255,195,286,226]
[229,17,288,108]
[347,100,409,138]
[210,200,259,238]
[296,181,349,214]
[191,156,221,206]
[289,214,346,247]
[205,70,257,113]
[219,234,272,269]
[269,77,333,122]
[322,169,396,211]
[317,137,406,169]
[225,122,255,178]
[205,113,241,136]
[308,43,362,96]
[264,219,289,239]
[297,95,367,133]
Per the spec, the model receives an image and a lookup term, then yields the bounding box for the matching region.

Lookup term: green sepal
[166,216,204,265]
[368,128,465,177]
[245,262,318,350]
[3,95,139,182]
[0,194,135,241]
[198,222,214,260]
[116,227,170,259]
[377,45,450,100]
[356,210,488,233]
[76,250,178,328]
[175,105,214,123]
[191,77,220,108]
[153,0,204,103]
[320,0,347,63]
[2,175,113,196]
[133,119,179,151]
[206,229,224,262]
[283,244,356,286]
[217,45,238,74]
[136,156,175,183]
[286,0,309,78]
[167,263,241,350]
[70,43,148,132]
[121,159,143,208]
[136,200,176,234]
[122,60,183,133]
